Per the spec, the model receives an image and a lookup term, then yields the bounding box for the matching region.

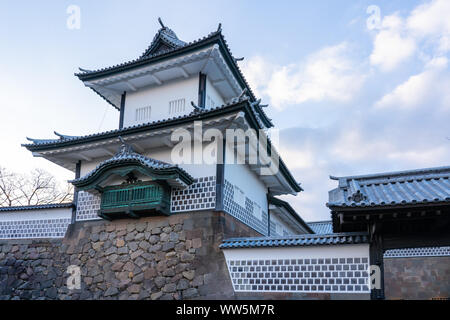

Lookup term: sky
[0,1,449,222]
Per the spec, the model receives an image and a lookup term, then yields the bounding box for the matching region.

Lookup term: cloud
[375,56,449,110]
[370,15,416,71]
[370,0,450,71]
[407,0,450,54]
[241,43,366,110]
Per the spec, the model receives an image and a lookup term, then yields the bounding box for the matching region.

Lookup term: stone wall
[0,211,259,300]
[384,256,450,300]
[0,210,370,300]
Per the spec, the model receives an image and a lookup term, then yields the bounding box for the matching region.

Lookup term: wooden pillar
[198,73,207,108]
[369,230,385,300]
[215,138,226,211]
[71,161,81,224]
[119,92,126,129]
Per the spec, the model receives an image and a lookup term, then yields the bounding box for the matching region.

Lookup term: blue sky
[1,1,449,221]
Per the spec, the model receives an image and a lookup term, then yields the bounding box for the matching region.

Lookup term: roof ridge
[330,165,450,182]
[307,220,332,224]
[223,232,368,242]
[75,29,221,78]
[0,203,74,212]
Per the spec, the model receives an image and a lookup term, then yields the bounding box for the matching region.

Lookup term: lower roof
[220,232,369,249]
[0,203,74,212]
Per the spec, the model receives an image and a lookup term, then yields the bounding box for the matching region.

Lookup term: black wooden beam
[383,232,450,250]
[198,73,207,108]
[369,223,385,300]
[71,161,81,224]
[215,138,226,211]
[119,92,126,129]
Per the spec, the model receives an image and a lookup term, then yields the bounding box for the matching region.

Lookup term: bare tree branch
[0,167,73,207]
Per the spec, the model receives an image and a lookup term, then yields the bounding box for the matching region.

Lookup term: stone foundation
[0,211,260,300]
[384,256,450,300]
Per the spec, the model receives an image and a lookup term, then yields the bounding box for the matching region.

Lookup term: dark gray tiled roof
[70,144,194,186]
[328,166,450,209]
[307,221,333,234]
[75,29,221,79]
[220,232,369,249]
[0,203,74,212]
[140,25,187,58]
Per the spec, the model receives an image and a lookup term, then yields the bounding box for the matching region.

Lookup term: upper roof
[74,20,273,128]
[220,232,369,249]
[0,203,74,212]
[327,166,450,210]
[307,220,333,234]
[140,18,187,57]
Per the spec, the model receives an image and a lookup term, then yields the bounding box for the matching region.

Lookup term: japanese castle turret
[23,19,306,236]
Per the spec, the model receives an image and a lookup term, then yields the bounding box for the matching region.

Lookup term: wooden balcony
[99,182,170,220]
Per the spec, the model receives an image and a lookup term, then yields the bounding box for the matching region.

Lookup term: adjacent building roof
[0,203,74,212]
[327,166,450,210]
[220,232,369,249]
[70,143,194,189]
[307,220,333,234]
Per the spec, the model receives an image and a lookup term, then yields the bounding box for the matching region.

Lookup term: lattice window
[227,257,370,293]
[76,191,101,221]
[223,180,268,235]
[169,99,185,115]
[0,218,71,239]
[135,106,152,122]
[384,247,450,258]
[171,176,216,213]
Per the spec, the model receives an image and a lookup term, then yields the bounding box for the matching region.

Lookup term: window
[233,185,246,207]
[135,106,151,122]
[253,203,262,220]
[169,98,186,115]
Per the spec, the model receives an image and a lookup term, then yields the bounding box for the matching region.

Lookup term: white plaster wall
[123,76,198,127]
[144,145,216,179]
[80,157,109,176]
[0,208,72,222]
[224,144,268,214]
[205,77,225,109]
[223,244,370,261]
